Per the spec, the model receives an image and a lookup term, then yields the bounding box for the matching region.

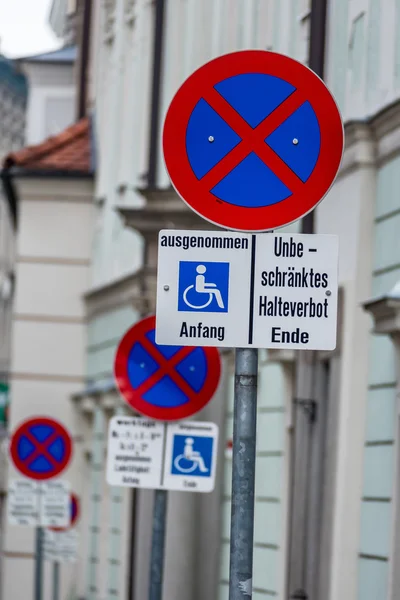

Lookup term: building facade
[18,46,77,146]
[0,55,27,426]
[71,1,308,599]
[0,56,28,588]
[0,29,91,600]
[4,0,400,599]
[1,118,94,600]
[83,1,400,599]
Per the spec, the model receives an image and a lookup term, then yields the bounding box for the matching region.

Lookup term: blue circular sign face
[10,417,73,480]
[114,316,221,421]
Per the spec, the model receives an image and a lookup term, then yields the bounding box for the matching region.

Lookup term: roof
[18,45,77,64]
[3,117,93,175]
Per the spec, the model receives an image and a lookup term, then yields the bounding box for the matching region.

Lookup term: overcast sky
[0,0,61,59]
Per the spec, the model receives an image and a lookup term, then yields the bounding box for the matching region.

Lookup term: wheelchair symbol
[182,265,225,310]
[173,437,209,474]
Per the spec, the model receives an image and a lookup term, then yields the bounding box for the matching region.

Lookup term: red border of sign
[163,50,344,232]
[114,315,221,421]
[50,493,80,532]
[9,417,73,481]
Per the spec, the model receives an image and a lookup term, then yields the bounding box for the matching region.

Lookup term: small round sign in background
[114,315,221,421]
[10,417,73,480]
[50,493,80,532]
[163,50,344,232]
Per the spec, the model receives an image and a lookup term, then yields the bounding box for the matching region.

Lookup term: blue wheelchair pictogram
[178,261,229,313]
[171,435,214,477]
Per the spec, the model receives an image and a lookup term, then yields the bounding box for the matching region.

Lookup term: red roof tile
[3,117,92,174]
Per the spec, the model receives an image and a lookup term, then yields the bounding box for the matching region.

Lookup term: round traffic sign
[163,50,344,232]
[10,417,73,480]
[50,493,80,531]
[114,315,221,420]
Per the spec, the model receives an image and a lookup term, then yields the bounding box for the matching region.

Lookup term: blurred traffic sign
[114,315,221,421]
[39,480,70,527]
[106,416,218,493]
[163,50,343,232]
[7,479,39,526]
[10,417,73,480]
[44,529,79,563]
[156,230,339,350]
[70,493,79,526]
[50,492,80,532]
[164,421,218,492]
[7,479,70,527]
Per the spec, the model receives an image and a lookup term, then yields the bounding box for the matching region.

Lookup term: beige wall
[315,126,376,600]
[2,176,94,600]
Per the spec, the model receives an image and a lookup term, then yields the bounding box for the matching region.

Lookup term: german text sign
[44,530,79,563]
[156,230,339,350]
[7,480,39,526]
[106,416,218,493]
[7,479,70,527]
[39,480,70,527]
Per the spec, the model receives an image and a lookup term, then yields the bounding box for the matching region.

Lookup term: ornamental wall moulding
[84,269,144,319]
[124,0,136,24]
[363,280,400,338]
[339,98,400,176]
[103,0,116,42]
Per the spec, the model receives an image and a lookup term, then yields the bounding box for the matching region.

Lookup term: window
[44,97,75,139]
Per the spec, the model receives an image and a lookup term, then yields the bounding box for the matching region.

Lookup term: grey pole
[229,348,258,600]
[34,527,44,600]
[149,489,168,600]
[52,561,60,600]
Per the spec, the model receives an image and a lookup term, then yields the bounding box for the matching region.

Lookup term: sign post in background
[9,417,73,600]
[48,493,80,600]
[0,382,9,427]
[113,316,221,600]
[161,49,343,599]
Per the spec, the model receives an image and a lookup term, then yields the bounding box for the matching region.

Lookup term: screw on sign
[163,50,344,232]
[9,417,73,480]
[114,315,221,421]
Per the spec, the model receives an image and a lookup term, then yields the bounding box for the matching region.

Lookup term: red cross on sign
[10,417,73,480]
[163,50,344,232]
[114,315,221,421]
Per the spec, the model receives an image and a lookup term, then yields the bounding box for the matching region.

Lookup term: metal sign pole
[34,526,44,600]
[229,348,258,599]
[149,488,168,600]
[52,561,60,600]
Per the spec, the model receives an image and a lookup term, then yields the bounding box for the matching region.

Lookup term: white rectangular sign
[57,530,79,563]
[44,530,79,563]
[7,479,70,527]
[106,416,218,493]
[7,480,39,526]
[39,480,70,528]
[156,230,339,350]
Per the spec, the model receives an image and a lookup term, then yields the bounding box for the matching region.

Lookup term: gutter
[0,171,18,230]
[287,0,329,598]
[301,0,328,235]
[78,0,92,119]
[146,0,166,188]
